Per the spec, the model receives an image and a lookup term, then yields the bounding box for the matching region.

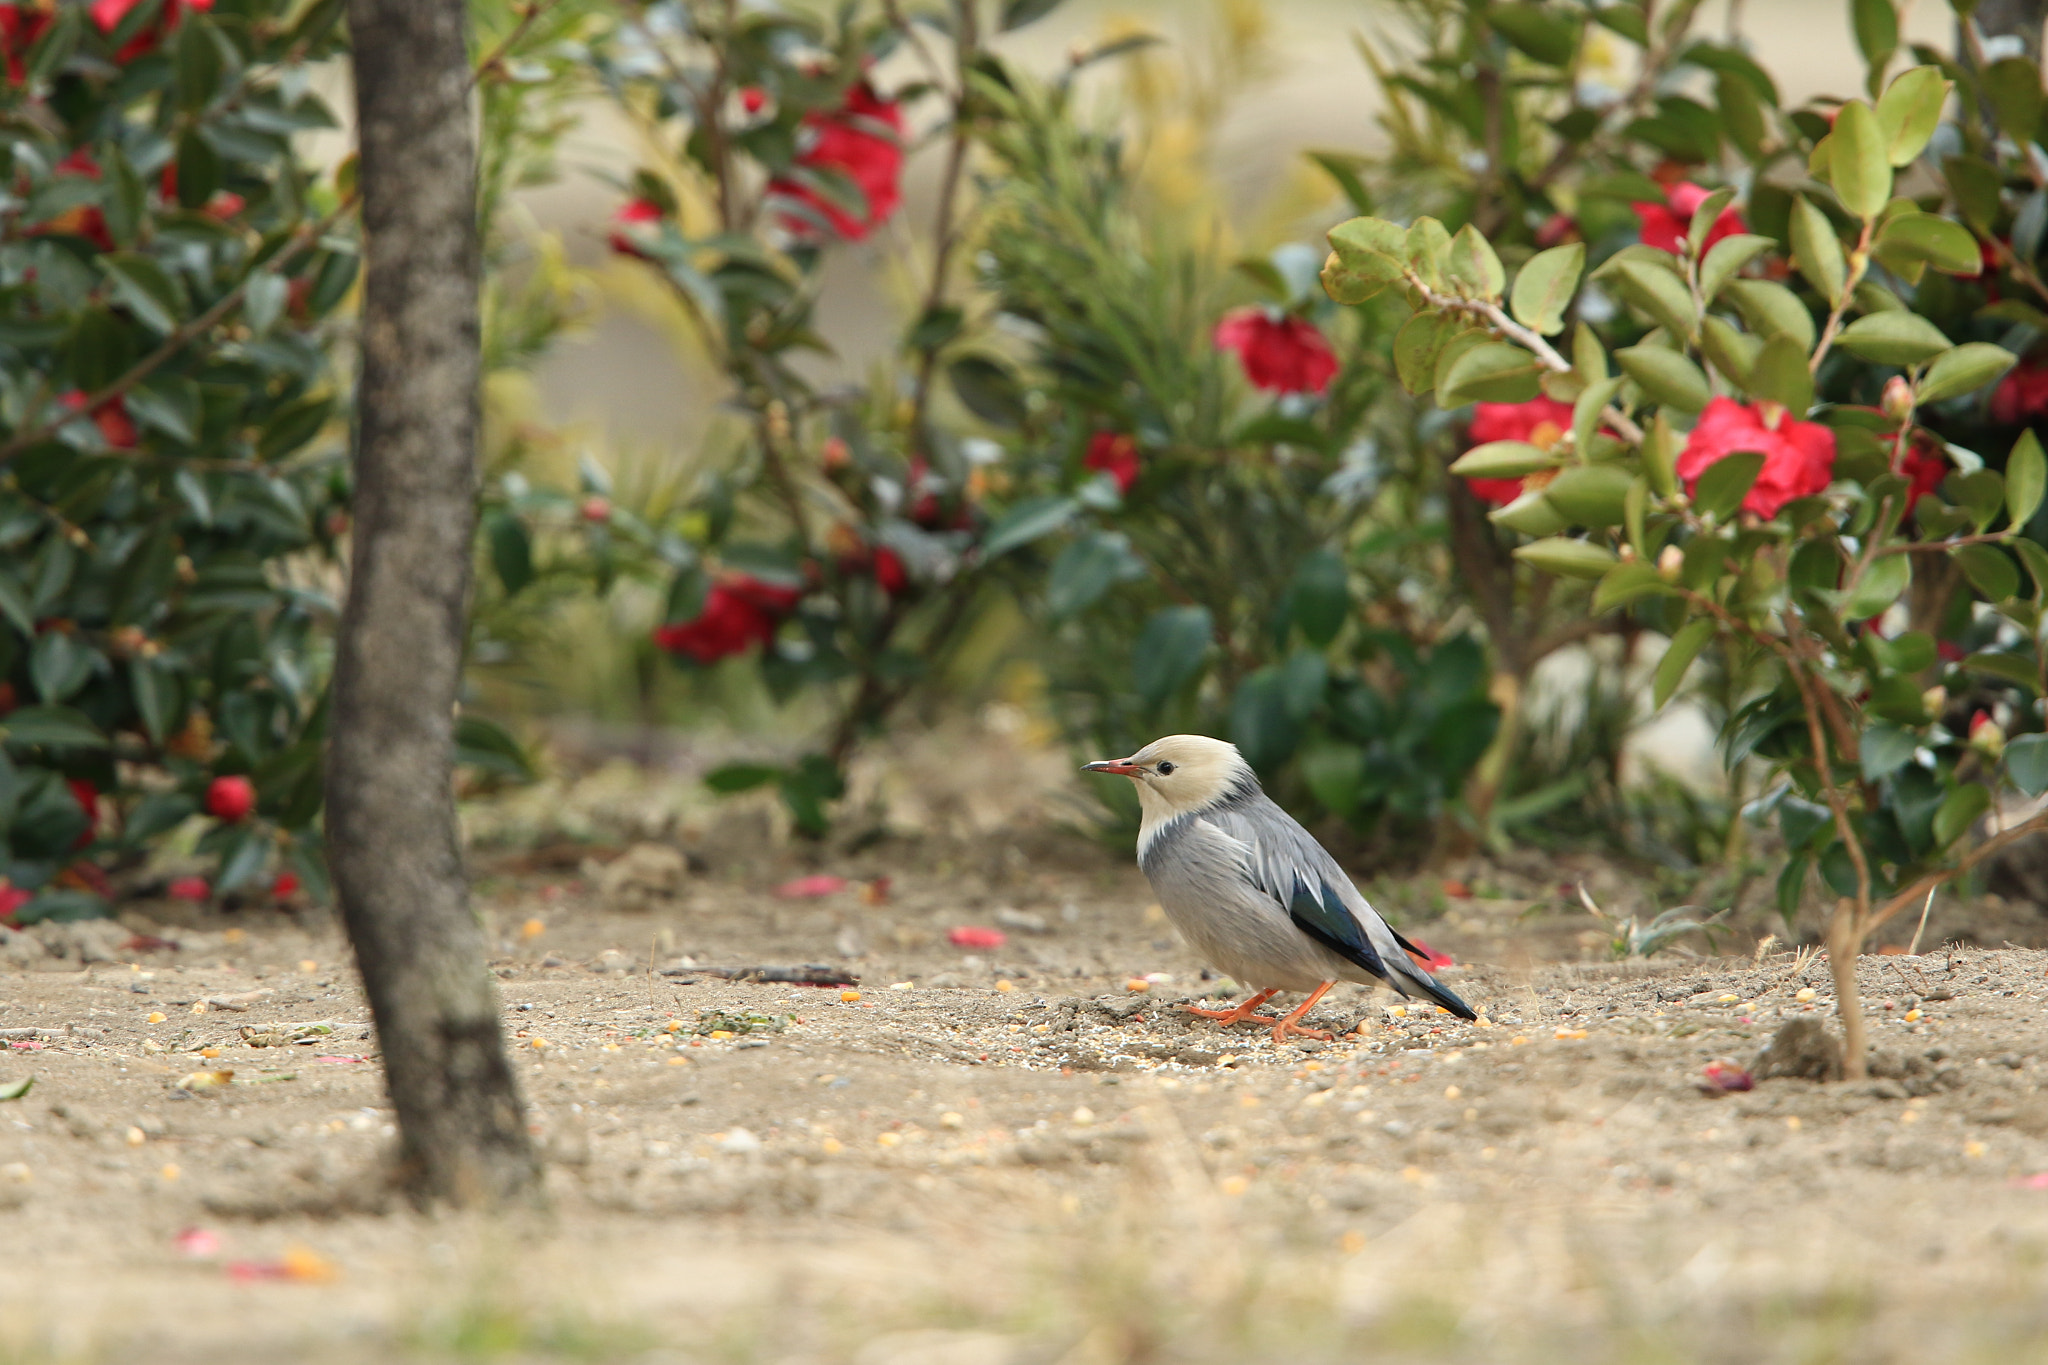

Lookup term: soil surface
[3,837,2048,1365]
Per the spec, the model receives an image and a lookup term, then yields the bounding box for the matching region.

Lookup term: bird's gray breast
[1138,814,1341,991]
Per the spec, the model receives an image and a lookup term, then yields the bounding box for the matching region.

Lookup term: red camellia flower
[1083,432,1140,494]
[652,575,802,664]
[168,876,211,901]
[271,871,300,899]
[0,1,56,83]
[580,496,611,523]
[61,391,137,448]
[607,198,663,257]
[872,545,908,595]
[90,0,211,62]
[205,774,255,822]
[1632,181,1746,256]
[1460,397,1576,505]
[1992,358,2048,425]
[1675,398,1836,519]
[1899,435,1950,512]
[158,163,245,220]
[768,80,903,242]
[0,881,28,925]
[1213,308,1339,395]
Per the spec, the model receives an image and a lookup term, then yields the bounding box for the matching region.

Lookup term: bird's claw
[1269,1020,1334,1045]
[1180,1003,1285,1027]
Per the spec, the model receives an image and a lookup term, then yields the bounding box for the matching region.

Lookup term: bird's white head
[1082,734,1256,827]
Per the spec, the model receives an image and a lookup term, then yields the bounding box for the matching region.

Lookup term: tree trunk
[329,0,539,1208]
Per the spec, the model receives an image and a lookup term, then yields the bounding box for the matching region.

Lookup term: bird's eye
[1155,761,1176,776]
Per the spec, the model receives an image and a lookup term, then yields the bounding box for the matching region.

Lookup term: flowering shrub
[0,0,355,923]
[557,0,1104,833]
[1323,7,2048,1073]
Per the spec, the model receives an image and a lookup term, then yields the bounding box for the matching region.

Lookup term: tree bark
[329,0,539,1207]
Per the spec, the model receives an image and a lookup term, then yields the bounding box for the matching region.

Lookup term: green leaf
[2006,732,2048,796]
[1985,57,2043,146]
[1725,279,1818,351]
[1616,345,1711,412]
[1964,650,2040,690]
[1438,343,1544,406]
[1393,312,1455,395]
[1230,667,1301,774]
[1447,224,1505,298]
[30,632,93,704]
[1842,550,1912,619]
[1299,741,1365,817]
[102,254,181,335]
[1509,242,1584,336]
[1654,618,1715,708]
[1323,216,1409,303]
[1406,218,1454,292]
[1851,0,1898,68]
[129,657,174,745]
[487,512,533,596]
[256,394,333,461]
[1861,721,1918,780]
[1835,311,1953,365]
[244,272,288,337]
[1593,562,1678,612]
[1000,0,1064,30]
[0,1076,32,1101]
[1830,101,1893,219]
[1448,440,1558,480]
[1511,537,1617,579]
[1540,465,1634,527]
[1573,376,1624,460]
[948,356,1026,427]
[1692,452,1768,521]
[1933,782,1992,847]
[1876,212,1979,273]
[1615,260,1698,338]
[2016,538,2048,598]
[1489,490,1570,537]
[2008,429,2046,529]
[2,705,107,750]
[1288,548,1350,646]
[1700,316,1764,387]
[1917,343,2017,404]
[1875,65,1950,165]
[1641,413,1679,498]
[1698,234,1775,302]
[455,715,535,783]
[704,763,781,794]
[1134,605,1213,707]
[1488,2,1580,64]
[1047,531,1144,618]
[1790,195,1848,299]
[981,496,1075,557]
[0,572,34,639]
[1748,334,1815,414]
[1954,543,2021,601]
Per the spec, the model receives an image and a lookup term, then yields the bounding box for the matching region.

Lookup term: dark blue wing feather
[1286,874,1392,983]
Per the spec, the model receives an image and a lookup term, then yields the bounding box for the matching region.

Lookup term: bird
[1083,734,1476,1045]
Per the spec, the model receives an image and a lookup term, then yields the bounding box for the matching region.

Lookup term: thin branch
[1409,281,1646,444]
[1808,220,1872,374]
[1877,530,2015,555]
[471,0,559,84]
[1867,807,2048,934]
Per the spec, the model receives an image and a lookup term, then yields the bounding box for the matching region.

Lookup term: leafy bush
[0,0,354,923]
[1322,0,2048,1072]
[972,45,1499,845]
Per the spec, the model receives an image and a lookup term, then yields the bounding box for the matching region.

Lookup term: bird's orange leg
[1181,987,1283,1028]
[1268,981,1337,1045]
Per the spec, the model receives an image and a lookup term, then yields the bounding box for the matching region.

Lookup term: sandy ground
[3,831,2048,1365]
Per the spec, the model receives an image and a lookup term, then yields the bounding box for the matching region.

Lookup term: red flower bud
[206,775,255,822]
[581,496,611,523]
[1083,432,1141,494]
[608,198,664,258]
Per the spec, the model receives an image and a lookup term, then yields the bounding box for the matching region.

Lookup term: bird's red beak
[1082,758,1142,776]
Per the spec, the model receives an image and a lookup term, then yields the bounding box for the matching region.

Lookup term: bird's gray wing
[1205,794,1476,1019]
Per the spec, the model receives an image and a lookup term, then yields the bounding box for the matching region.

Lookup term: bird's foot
[1178,988,1282,1028]
[1268,1018,1335,1045]
[1180,1004,1285,1027]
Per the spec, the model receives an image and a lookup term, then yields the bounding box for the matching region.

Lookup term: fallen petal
[775,875,848,898]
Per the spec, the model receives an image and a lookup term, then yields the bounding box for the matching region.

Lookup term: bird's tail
[1386,929,1477,1020]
